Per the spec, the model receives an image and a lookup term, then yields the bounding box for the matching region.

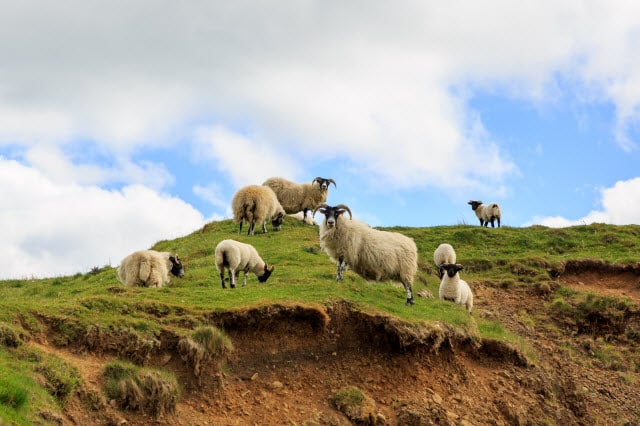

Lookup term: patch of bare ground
[31,263,640,425]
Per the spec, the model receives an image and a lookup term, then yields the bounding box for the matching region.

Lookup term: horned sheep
[263,176,336,223]
[439,263,473,314]
[314,204,418,306]
[433,243,456,279]
[231,185,286,235]
[468,200,501,228]
[117,250,184,288]
[214,239,274,288]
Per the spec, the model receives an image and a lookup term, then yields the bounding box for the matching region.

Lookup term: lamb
[433,243,456,279]
[263,176,336,222]
[439,263,473,314]
[214,239,274,288]
[314,204,418,306]
[468,200,502,228]
[117,250,184,288]
[231,185,286,235]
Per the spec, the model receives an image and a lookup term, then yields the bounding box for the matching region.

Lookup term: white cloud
[0,158,205,279]
[4,1,639,192]
[531,177,640,227]
[193,125,301,188]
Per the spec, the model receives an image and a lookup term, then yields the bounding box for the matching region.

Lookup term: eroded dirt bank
[37,265,640,425]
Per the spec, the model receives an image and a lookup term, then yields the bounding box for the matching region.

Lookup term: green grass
[0,219,639,423]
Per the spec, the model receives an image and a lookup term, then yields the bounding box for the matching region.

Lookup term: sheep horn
[334,204,352,219]
[313,203,330,217]
[327,178,336,188]
[312,177,322,185]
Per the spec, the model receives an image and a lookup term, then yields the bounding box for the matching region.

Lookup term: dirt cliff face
[40,265,640,425]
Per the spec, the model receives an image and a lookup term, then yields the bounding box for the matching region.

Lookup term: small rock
[251,372,259,381]
[432,393,443,404]
[271,381,284,389]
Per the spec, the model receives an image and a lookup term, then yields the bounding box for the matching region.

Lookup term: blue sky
[1,1,640,278]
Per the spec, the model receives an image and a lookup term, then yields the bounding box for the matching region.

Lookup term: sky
[1,1,640,279]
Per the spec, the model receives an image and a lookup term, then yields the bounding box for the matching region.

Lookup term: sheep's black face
[313,177,336,192]
[169,255,185,277]
[468,200,482,211]
[442,263,463,278]
[271,212,284,231]
[316,204,352,229]
[258,264,275,282]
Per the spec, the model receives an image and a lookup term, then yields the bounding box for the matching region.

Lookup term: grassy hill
[1,218,639,424]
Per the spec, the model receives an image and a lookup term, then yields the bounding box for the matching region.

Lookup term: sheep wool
[215,239,274,288]
[433,243,456,278]
[117,250,184,288]
[315,204,418,306]
[439,263,473,314]
[263,176,336,222]
[231,185,286,235]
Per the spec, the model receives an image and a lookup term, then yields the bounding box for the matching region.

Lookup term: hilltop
[1,219,639,425]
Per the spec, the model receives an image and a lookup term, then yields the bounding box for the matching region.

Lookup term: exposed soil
[31,263,640,425]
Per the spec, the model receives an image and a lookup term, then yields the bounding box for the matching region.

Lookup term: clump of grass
[103,361,179,418]
[0,324,25,348]
[331,386,377,424]
[0,376,28,409]
[177,326,233,387]
[36,355,82,404]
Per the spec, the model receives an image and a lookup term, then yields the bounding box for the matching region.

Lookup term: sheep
[433,243,456,279]
[468,200,502,228]
[214,239,274,288]
[288,211,318,225]
[117,250,184,288]
[439,263,473,314]
[263,176,336,223]
[231,185,286,235]
[314,203,418,306]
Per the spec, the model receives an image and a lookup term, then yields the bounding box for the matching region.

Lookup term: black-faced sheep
[439,263,473,314]
[231,185,286,235]
[468,200,501,228]
[117,250,184,288]
[433,243,456,279]
[263,176,336,222]
[214,239,274,288]
[314,204,418,306]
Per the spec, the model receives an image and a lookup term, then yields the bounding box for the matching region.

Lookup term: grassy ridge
[1,218,639,423]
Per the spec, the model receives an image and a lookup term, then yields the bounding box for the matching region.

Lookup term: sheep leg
[229,270,238,288]
[404,283,415,306]
[238,221,243,235]
[248,222,255,236]
[242,270,248,287]
[220,270,227,289]
[261,221,267,233]
[302,208,309,221]
[336,258,346,281]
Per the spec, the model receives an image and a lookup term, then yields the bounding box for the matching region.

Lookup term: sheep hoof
[406,298,415,306]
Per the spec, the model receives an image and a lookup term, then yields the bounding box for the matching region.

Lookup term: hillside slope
[1,219,639,425]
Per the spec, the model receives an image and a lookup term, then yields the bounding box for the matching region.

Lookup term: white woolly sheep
[468,200,502,228]
[231,185,286,235]
[214,239,274,288]
[433,243,457,279]
[117,250,184,288]
[314,204,418,306]
[263,176,336,223]
[439,263,473,314]
[288,211,318,225]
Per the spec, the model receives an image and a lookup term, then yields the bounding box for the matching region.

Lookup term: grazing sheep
[231,185,286,235]
[468,200,501,228]
[433,243,456,279]
[117,250,184,288]
[263,176,336,222]
[314,204,418,306]
[439,263,473,314]
[214,239,274,288]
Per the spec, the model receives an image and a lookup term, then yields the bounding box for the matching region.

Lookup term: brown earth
[32,264,640,425]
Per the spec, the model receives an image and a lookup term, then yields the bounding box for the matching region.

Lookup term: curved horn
[327,178,336,188]
[313,203,330,217]
[334,204,352,219]
[312,177,322,185]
